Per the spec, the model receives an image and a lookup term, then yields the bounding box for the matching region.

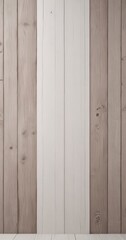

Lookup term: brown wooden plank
[108,0,121,233]
[4,0,18,233]
[0,0,3,80]
[18,0,37,233]
[122,0,126,233]
[0,82,3,233]
[90,0,108,233]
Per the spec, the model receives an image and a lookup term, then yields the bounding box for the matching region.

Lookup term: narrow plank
[0,0,3,80]
[14,235,36,240]
[108,0,121,233]
[4,0,18,233]
[0,82,3,233]
[90,0,108,233]
[122,0,126,233]
[41,0,64,233]
[65,0,89,233]
[37,0,44,234]
[36,235,51,240]
[18,0,37,233]
[52,235,75,240]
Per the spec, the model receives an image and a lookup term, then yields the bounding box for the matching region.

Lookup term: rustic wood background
[90,0,126,234]
[0,0,37,233]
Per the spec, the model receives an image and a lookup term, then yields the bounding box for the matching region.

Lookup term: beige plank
[4,0,18,233]
[18,0,37,233]
[0,82,3,233]
[65,0,89,233]
[41,0,64,233]
[122,0,126,233]
[0,0,3,80]
[90,0,108,233]
[108,0,121,233]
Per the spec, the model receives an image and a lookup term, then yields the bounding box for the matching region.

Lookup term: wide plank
[18,0,37,233]
[52,235,75,240]
[108,0,121,233]
[90,0,108,233]
[41,0,64,233]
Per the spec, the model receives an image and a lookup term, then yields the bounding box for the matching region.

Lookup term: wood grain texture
[41,0,64,233]
[90,0,108,233]
[18,0,37,233]
[108,0,121,233]
[37,0,44,234]
[0,0,3,80]
[0,82,3,233]
[122,0,126,233]
[4,0,18,233]
[65,0,89,233]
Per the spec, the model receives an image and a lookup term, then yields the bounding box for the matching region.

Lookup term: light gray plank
[18,0,37,233]
[65,0,89,233]
[108,0,121,233]
[41,0,64,233]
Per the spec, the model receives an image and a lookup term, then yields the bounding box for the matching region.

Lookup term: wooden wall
[0,0,37,233]
[90,0,126,234]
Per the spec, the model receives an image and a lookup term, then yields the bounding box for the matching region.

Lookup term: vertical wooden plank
[0,0,3,233]
[37,0,44,233]
[122,0,126,233]
[65,0,89,233]
[0,82,3,233]
[108,0,121,233]
[41,0,64,233]
[4,0,18,233]
[90,0,108,233]
[18,0,37,233]
[0,0,3,80]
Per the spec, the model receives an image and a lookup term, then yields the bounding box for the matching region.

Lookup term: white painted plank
[41,0,64,233]
[52,235,75,240]
[65,0,89,233]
